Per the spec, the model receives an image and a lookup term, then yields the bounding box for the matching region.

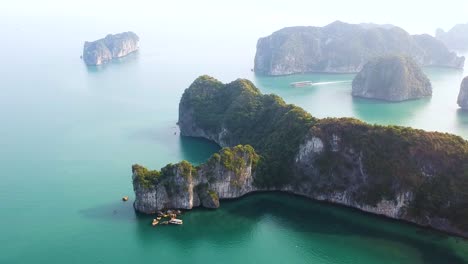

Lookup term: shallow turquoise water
[1,18,468,263]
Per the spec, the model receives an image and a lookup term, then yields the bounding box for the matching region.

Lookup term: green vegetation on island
[174,75,468,235]
[179,75,316,187]
[352,55,432,101]
[254,21,464,75]
[133,144,259,190]
[132,145,259,211]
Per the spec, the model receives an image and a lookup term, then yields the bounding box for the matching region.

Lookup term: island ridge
[133,75,468,238]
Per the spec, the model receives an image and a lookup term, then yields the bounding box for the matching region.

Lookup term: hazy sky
[3,0,468,35]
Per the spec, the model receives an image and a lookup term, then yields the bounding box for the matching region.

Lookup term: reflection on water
[129,193,468,264]
[254,72,355,95]
[351,97,432,125]
[79,200,137,223]
[178,136,221,165]
[253,67,468,138]
[84,51,140,73]
[126,124,219,166]
[456,109,468,133]
[423,66,464,82]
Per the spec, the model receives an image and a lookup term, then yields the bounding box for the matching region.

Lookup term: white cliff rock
[83,32,139,66]
[457,77,468,109]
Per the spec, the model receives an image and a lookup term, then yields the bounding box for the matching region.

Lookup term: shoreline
[134,189,468,241]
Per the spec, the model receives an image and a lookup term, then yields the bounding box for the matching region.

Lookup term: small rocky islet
[458,76,468,109]
[82,32,139,66]
[254,21,465,75]
[352,55,432,101]
[132,75,468,238]
[132,145,257,213]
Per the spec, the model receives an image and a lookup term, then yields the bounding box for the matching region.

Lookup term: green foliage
[207,189,219,201]
[212,153,221,162]
[132,164,160,189]
[313,118,468,229]
[180,77,317,187]
[178,160,193,179]
[219,145,258,173]
[179,75,468,231]
[133,162,187,190]
[159,163,176,179]
[133,145,260,190]
[217,145,260,186]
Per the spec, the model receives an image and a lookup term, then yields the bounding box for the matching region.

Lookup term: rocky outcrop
[132,146,259,213]
[412,34,465,67]
[254,21,465,75]
[352,55,432,101]
[83,32,139,65]
[148,75,468,238]
[436,23,468,51]
[458,77,468,109]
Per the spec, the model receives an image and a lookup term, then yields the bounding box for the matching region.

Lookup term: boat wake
[290,80,351,87]
[310,80,351,86]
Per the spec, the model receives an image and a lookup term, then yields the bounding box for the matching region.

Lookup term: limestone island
[254,21,465,75]
[352,55,432,101]
[458,76,468,109]
[82,32,139,66]
[436,23,468,51]
[132,75,468,238]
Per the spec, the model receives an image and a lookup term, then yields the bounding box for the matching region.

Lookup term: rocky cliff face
[83,32,139,65]
[161,75,468,238]
[458,77,468,109]
[436,23,468,51]
[132,145,259,213]
[254,21,465,75]
[352,55,432,101]
[412,34,465,67]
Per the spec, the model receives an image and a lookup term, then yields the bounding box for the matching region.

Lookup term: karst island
[132,75,468,238]
[82,31,139,66]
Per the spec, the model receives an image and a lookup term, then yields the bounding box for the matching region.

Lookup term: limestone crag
[83,32,139,65]
[133,76,468,238]
[132,145,259,213]
[352,55,432,101]
[458,77,468,109]
[254,21,465,75]
[436,23,468,51]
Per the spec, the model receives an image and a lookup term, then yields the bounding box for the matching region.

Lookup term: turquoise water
[1,18,468,263]
[254,68,468,138]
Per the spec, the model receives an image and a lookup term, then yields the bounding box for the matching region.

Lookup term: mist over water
[1,9,468,264]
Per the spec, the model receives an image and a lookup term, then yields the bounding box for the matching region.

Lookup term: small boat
[156,217,162,221]
[169,219,183,225]
[168,213,177,219]
[151,219,159,226]
[161,221,169,225]
[290,81,314,87]
[122,196,129,202]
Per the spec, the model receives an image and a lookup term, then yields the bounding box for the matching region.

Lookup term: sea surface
[1,18,468,264]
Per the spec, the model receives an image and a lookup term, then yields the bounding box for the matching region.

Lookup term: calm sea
[1,17,467,264]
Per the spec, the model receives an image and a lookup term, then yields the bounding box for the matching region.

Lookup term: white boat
[290,81,314,87]
[169,218,183,225]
